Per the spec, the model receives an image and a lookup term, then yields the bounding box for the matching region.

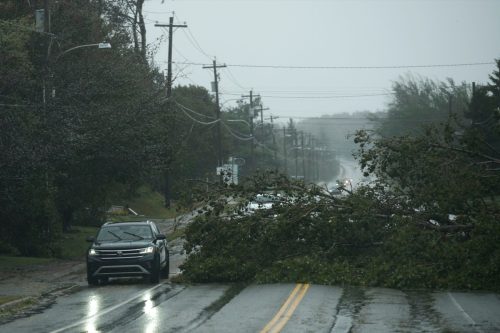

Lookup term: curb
[0,284,81,313]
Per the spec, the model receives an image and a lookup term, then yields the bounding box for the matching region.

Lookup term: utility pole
[307,134,312,182]
[155,17,187,99]
[312,137,317,182]
[294,137,298,180]
[283,126,288,175]
[301,132,306,181]
[155,17,187,208]
[242,90,260,169]
[255,105,270,138]
[203,60,226,173]
[269,115,277,164]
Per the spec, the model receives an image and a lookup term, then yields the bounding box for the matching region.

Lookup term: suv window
[150,223,160,236]
[96,224,153,241]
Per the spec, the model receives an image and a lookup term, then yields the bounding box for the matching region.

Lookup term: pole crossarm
[154,23,188,28]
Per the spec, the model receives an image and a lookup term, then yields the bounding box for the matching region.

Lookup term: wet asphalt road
[1,280,499,333]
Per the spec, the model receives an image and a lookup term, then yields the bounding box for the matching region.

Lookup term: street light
[54,42,111,63]
[51,42,112,98]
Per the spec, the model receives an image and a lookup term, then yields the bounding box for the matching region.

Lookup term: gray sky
[144,0,500,121]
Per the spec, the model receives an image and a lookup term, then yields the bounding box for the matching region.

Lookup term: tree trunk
[136,0,146,62]
[62,207,73,232]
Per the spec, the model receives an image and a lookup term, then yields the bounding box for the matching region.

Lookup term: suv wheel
[87,270,98,286]
[149,255,161,284]
[161,250,169,278]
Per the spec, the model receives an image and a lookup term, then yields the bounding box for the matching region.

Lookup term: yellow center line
[260,283,310,333]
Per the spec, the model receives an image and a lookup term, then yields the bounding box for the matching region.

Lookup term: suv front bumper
[87,253,156,278]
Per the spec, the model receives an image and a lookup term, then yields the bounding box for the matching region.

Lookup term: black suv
[86,221,169,285]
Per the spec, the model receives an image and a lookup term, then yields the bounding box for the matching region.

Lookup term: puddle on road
[330,285,368,332]
[404,291,443,332]
[91,284,183,332]
[330,287,453,332]
[172,283,246,333]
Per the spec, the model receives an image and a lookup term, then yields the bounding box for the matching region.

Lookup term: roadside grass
[111,185,179,219]
[0,295,22,306]
[57,226,99,260]
[167,227,186,242]
[0,255,54,268]
[0,297,36,318]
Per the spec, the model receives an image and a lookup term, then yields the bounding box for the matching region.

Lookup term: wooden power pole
[155,17,187,208]
[203,60,226,170]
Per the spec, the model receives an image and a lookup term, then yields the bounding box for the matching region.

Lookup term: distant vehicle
[86,220,169,285]
[328,187,342,195]
[337,178,353,191]
[246,194,277,211]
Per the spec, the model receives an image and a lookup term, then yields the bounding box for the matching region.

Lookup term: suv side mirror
[86,236,95,243]
[156,234,166,240]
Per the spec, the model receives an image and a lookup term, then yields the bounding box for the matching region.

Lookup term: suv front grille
[95,248,144,260]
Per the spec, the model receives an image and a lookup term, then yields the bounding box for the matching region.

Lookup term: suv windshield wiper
[106,230,122,241]
[123,231,144,240]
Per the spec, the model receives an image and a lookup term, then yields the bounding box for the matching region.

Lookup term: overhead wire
[220,92,394,99]
[173,61,495,70]
[221,121,254,141]
[174,101,255,141]
[178,107,219,125]
[175,101,217,120]
[222,68,248,91]
[173,13,214,61]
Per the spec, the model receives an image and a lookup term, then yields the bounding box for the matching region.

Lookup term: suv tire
[149,255,161,284]
[161,250,169,278]
[87,270,98,286]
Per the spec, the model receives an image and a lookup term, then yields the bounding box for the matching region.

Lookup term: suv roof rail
[102,220,153,226]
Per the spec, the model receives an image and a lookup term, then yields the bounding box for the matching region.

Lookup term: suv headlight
[88,249,97,256]
[139,246,154,254]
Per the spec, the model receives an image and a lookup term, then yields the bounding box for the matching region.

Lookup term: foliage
[375,75,470,137]
[0,0,172,255]
[180,171,500,290]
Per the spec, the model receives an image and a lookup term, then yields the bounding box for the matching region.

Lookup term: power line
[174,101,216,119]
[220,92,394,99]
[224,88,389,94]
[223,68,248,90]
[176,103,221,125]
[221,121,254,141]
[174,13,214,61]
[173,61,495,70]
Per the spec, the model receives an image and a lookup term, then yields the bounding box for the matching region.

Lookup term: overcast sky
[143,0,500,121]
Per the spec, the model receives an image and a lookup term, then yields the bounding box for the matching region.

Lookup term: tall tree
[376,75,470,137]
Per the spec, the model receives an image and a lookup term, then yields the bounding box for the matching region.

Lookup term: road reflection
[143,291,158,333]
[85,294,101,333]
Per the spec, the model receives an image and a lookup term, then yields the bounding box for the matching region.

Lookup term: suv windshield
[96,225,153,242]
[254,194,277,204]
